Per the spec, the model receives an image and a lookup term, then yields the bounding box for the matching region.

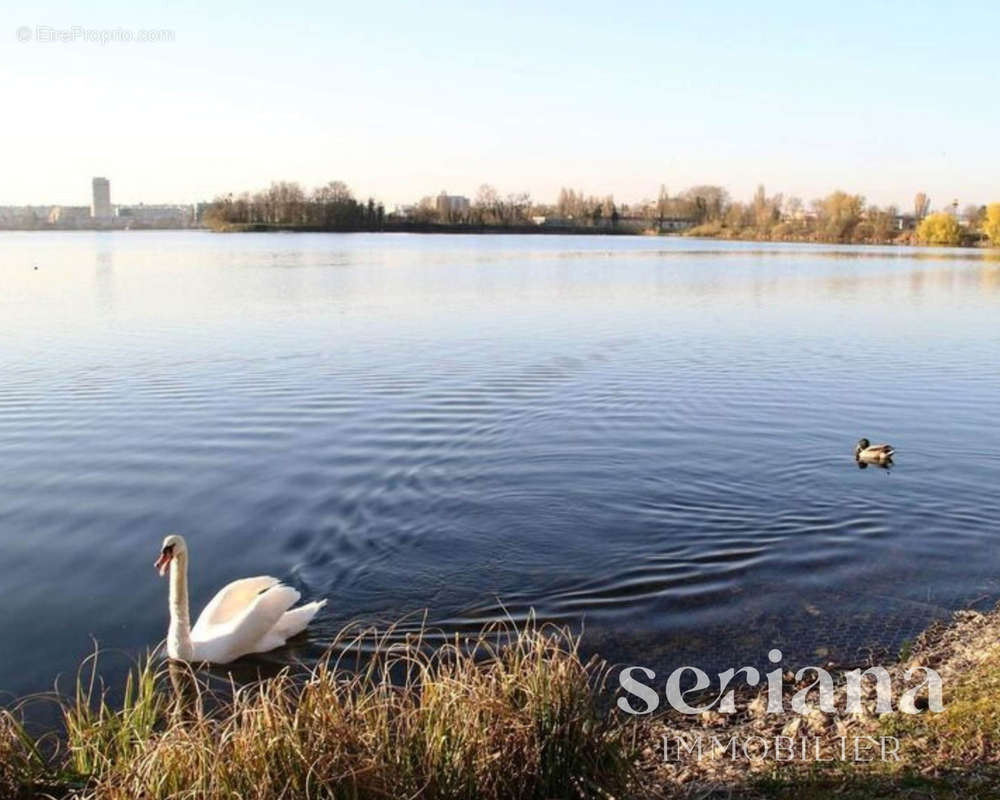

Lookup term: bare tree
[751,185,782,232]
[680,185,729,223]
[962,204,985,229]
[205,180,377,231]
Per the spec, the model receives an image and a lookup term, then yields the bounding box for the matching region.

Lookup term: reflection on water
[856,460,893,471]
[1,232,999,702]
[166,660,203,722]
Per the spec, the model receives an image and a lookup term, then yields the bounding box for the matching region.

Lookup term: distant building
[0,188,208,230]
[656,217,695,232]
[391,204,417,219]
[116,203,194,228]
[92,177,112,219]
[0,206,51,228]
[533,215,573,228]
[48,205,92,227]
[435,191,470,219]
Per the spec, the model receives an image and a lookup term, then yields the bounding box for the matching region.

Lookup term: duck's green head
[855,438,870,455]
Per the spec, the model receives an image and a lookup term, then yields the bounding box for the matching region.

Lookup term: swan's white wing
[273,599,327,640]
[192,582,302,663]
[248,599,327,655]
[191,576,280,638]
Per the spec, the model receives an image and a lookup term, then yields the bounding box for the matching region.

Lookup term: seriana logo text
[618,649,943,716]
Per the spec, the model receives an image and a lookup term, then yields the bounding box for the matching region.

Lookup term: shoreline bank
[5,605,1000,798]
[641,603,1000,797]
[4,225,998,251]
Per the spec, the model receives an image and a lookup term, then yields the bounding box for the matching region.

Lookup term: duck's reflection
[856,459,893,471]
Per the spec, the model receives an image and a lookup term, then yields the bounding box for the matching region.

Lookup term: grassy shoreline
[682,225,991,250]
[2,620,636,800]
[5,608,1000,799]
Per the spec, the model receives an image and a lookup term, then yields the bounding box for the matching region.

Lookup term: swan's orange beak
[155,549,172,576]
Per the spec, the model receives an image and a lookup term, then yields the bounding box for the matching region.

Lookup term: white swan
[154,534,326,663]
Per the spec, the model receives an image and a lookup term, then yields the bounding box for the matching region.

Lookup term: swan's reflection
[165,659,203,721]
[162,654,310,720]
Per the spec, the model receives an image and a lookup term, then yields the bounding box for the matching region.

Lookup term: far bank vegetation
[682,187,993,246]
[203,180,1000,248]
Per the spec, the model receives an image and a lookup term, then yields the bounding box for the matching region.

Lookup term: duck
[854,438,895,464]
[154,534,326,663]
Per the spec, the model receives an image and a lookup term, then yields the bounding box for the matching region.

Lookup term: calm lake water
[2,232,999,700]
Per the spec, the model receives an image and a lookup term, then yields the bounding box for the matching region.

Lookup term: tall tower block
[91,177,111,219]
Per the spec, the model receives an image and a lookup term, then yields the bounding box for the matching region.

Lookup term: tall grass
[1,708,49,799]
[4,619,636,799]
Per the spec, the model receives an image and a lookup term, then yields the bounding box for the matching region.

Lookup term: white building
[116,203,194,228]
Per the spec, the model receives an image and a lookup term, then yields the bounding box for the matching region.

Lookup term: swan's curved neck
[168,553,194,661]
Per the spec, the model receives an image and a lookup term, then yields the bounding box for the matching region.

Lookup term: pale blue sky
[2,0,998,209]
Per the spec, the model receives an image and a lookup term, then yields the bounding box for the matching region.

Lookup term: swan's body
[156,535,326,663]
[854,438,895,464]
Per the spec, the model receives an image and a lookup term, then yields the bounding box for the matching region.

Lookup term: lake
[2,231,999,701]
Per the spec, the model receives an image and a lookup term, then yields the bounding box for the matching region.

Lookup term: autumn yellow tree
[917,212,962,245]
[984,203,1000,246]
[817,191,865,242]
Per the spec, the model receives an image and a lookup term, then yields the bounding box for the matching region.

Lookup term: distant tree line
[670,185,998,246]
[404,184,534,226]
[204,181,384,231]
[203,180,1000,247]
